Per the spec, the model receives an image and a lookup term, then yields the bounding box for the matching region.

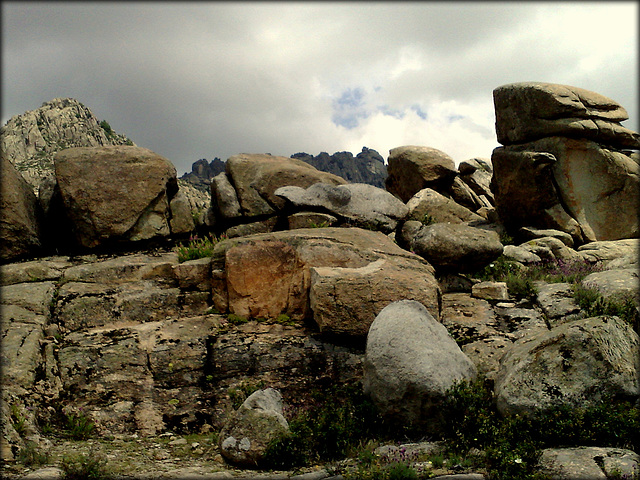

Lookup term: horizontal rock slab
[539,446,640,480]
[275,182,408,233]
[310,257,440,338]
[493,82,640,149]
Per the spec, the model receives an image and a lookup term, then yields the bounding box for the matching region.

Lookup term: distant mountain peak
[0,97,135,194]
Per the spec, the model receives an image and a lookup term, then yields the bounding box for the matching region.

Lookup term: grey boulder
[363,300,476,431]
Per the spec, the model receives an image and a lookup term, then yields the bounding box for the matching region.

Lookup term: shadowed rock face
[491,82,640,243]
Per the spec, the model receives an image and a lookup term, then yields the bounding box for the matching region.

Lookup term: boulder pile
[1,83,638,479]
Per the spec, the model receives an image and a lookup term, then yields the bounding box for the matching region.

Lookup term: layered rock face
[0,98,134,195]
[491,82,640,243]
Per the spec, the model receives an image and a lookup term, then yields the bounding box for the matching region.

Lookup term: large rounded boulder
[363,300,476,431]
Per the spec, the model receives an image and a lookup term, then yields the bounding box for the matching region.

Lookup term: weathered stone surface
[210,172,242,220]
[493,302,548,340]
[581,268,639,301]
[518,227,574,247]
[491,147,583,242]
[0,257,71,286]
[492,137,639,243]
[363,300,476,430]
[224,154,347,218]
[0,154,43,262]
[286,212,337,230]
[502,245,542,264]
[168,189,196,235]
[471,282,509,301]
[54,146,178,248]
[172,257,212,292]
[495,316,640,416]
[534,282,581,328]
[219,388,289,468]
[411,223,503,272]
[212,228,439,323]
[57,315,221,435]
[458,158,494,205]
[406,188,484,225]
[540,137,639,242]
[385,146,458,202]
[493,82,640,149]
[275,183,408,233]
[539,447,640,480]
[520,236,583,264]
[224,216,278,239]
[461,336,513,382]
[578,239,640,265]
[448,177,484,212]
[309,257,440,338]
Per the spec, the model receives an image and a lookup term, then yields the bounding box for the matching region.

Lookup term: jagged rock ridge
[0,98,134,194]
[179,147,388,192]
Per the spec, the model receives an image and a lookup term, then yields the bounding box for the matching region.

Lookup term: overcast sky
[2,2,637,175]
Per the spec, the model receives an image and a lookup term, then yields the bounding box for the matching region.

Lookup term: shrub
[572,284,639,330]
[64,411,95,440]
[61,451,109,480]
[175,234,221,263]
[263,384,388,469]
[226,313,248,325]
[17,440,49,466]
[439,379,640,479]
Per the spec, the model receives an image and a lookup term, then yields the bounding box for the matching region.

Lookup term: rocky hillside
[0,98,134,194]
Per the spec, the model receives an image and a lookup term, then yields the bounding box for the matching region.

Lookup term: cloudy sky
[2,2,637,175]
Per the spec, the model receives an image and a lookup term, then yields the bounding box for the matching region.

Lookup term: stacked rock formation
[490,82,640,244]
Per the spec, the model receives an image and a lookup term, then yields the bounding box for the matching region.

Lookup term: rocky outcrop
[51,146,184,249]
[539,447,640,480]
[0,98,134,195]
[178,157,225,192]
[491,82,640,243]
[0,154,43,262]
[385,145,458,203]
[219,388,289,467]
[291,147,387,188]
[363,300,477,430]
[208,154,348,236]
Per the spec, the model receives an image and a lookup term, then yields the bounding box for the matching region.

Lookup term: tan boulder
[310,257,440,338]
[211,227,440,329]
[493,82,640,149]
[223,153,347,218]
[492,137,639,242]
[406,188,484,225]
[54,146,178,248]
[385,146,458,202]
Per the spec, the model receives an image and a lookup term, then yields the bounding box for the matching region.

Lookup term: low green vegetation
[439,379,640,480]
[60,451,109,480]
[572,284,639,331]
[175,233,222,262]
[259,379,639,479]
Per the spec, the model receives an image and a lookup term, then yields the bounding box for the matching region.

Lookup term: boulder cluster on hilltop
[1,83,639,480]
